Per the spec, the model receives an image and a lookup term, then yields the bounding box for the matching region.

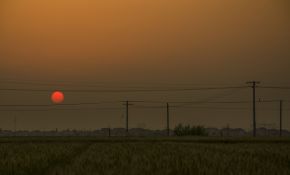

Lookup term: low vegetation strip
[0,142,88,175]
[1,136,290,144]
[0,137,289,175]
[46,143,93,175]
[52,142,290,175]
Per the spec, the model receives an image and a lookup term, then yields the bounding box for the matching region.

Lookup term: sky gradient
[0,0,289,131]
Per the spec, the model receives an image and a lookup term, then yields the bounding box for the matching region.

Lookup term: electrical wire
[0,99,285,108]
[0,86,249,93]
[0,107,123,112]
[258,86,290,90]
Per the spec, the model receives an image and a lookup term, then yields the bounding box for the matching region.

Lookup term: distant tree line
[174,124,208,136]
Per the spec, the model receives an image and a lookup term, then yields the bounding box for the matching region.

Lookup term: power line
[2,80,206,89]
[171,106,287,111]
[132,105,165,109]
[0,101,248,108]
[0,101,120,107]
[0,78,251,86]
[0,103,97,107]
[247,81,260,137]
[258,86,290,90]
[170,88,249,107]
[130,105,284,111]
[257,100,281,103]
[2,80,290,91]
[0,99,286,108]
[0,79,122,86]
[0,107,123,112]
[1,106,286,112]
[173,106,251,110]
[0,86,249,93]
[170,101,251,104]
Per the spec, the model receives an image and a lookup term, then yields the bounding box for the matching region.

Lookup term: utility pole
[123,101,133,136]
[166,103,170,136]
[280,100,283,137]
[122,100,139,136]
[126,100,129,134]
[14,116,16,132]
[246,81,260,137]
[14,116,16,136]
[226,123,230,137]
[108,127,111,137]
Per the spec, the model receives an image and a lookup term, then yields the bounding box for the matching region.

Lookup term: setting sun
[51,91,64,104]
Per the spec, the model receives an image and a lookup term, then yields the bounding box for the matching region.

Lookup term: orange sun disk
[51,91,64,104]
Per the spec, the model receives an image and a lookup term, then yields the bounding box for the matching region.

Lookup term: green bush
[174,124,208,136]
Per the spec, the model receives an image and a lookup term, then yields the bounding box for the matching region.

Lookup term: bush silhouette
[174,124,208,136]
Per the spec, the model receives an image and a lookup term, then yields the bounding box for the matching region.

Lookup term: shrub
[174,124,208,136]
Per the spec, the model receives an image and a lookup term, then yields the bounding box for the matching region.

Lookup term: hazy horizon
[0,0,289,131]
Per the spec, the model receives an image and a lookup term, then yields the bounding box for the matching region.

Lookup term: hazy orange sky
[0,0,289,130]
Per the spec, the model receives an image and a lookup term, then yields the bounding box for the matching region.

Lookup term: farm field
[0,137,290,175]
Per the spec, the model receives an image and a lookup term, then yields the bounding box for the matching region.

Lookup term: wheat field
[0,137,289,175]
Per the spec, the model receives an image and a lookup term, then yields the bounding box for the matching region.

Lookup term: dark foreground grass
[0,137,289,175]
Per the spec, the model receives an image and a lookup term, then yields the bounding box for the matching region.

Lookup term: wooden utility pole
[166,103,170,136]
[280,100,283,137]
[246,81,260,137]
[123,100,138,136]
[14,116,16,132]
[226,123,230,137]
[13,116,17,137]
[126,101,129,134]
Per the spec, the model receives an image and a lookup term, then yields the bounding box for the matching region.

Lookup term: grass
[0,137,289,175]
